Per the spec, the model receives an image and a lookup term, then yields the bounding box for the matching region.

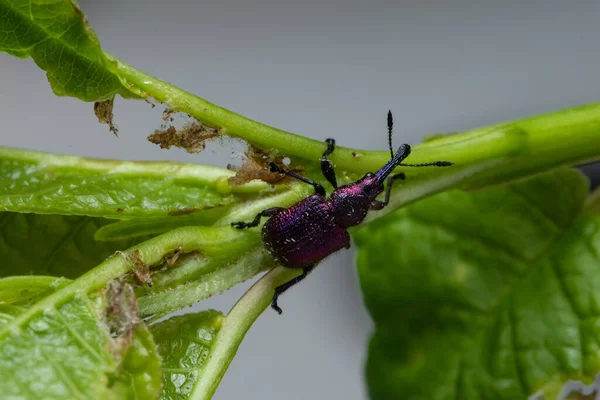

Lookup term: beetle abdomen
[262,195,350,268]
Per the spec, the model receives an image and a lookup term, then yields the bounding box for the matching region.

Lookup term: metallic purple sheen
[261,175,386,269]
[329,176,381,228]
[262,195,350,268]
[261,145,409,269]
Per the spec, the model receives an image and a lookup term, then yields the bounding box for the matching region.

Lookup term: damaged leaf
[0,221,252,399]
[0,0,137,101]
[227,146,301,186]
[162,108,176,121]
[355,168,600,400]
[105,279,140,340]
[148,122,220,153]
[0,147,242,218]
[227,156,282,186]
[110,323,162,400]
[94,98,119,136]
[0,285,161,400]
[165,247,183,267]
[125,250,153,287]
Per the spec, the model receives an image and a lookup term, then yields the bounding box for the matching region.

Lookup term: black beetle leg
[321,138,338,189]
[231,207,284,229]
[271,265,314,314]
[370,172,406,210]
[269,163,327,197]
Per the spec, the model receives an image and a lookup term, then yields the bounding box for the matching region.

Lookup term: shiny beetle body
[262,194,351,269]
[232,112,452,314]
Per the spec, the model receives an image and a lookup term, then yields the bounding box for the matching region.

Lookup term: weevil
[231,111,453,314]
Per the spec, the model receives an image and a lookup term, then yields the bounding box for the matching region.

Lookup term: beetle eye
[364,172,374,179]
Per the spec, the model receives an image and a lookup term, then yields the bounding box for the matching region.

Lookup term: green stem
[111,55,600,183]
[455,104,600,187]
[362,106,600,221]
[189,266,302,400]
[138,248,274,319]
[0,226,237,338]
[112,56,342,166]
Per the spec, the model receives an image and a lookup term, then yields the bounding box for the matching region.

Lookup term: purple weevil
[231,111,453,314]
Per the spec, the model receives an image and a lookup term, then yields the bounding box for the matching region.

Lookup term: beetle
[231,111,452,314]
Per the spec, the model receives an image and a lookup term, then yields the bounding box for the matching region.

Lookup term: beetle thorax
[329,177,383,228]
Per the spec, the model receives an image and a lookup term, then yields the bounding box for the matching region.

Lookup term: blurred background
[1,1,599,398]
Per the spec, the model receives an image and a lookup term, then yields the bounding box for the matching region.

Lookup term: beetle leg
[271,265,314,315]
[370,172,406,210]
[269,163,327,197]
[321,138,338,189]
[231,207,284,229]
[369,200,385,210]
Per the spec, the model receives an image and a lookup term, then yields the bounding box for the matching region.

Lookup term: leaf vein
[36,340,87,400]
[508,186,562,231]
[549,257,585,374]
[508,295,528,396]
[52,306,105,364]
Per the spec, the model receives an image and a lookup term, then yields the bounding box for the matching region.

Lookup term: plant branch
[111,56,600,193]
[0,226,244,338]
[189,266,302,400]
[138,249,275,319]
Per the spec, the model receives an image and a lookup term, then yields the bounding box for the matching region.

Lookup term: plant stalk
[189,267,302,400]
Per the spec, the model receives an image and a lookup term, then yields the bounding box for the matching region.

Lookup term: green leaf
[2,207,260,315]
[0,147,260,218]
[0,296,114,399]
[150,311,224,399]
[0,212,147,278]
[354,168,600,399]
[0,0,135,101]
[110,323,163,400]
[138,247,271,319]
[0,284,161,400]
[0,197,254,398]
[0,276,69,305]
[0,137,278,397]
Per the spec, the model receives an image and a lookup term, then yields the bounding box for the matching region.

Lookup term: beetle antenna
[399,161,454,167]
[387,110,394,159]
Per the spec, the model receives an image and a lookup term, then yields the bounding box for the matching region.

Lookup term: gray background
[1,1,599,399]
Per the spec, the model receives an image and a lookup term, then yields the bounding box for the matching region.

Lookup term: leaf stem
[0,226,244,338]
[138,249,274,319]
[189,266,301,400]
[111,56,600,184]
